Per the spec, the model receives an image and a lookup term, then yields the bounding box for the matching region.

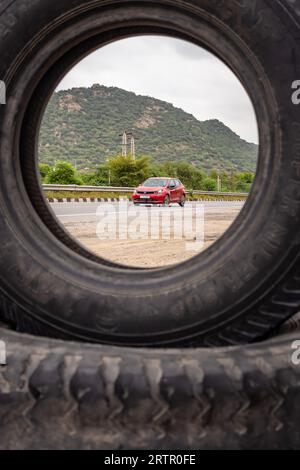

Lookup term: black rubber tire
[1,325,300,450]
[179,196,186,207]
[164,195,170,207]
[278,311,300,336]
[1,0,300,347]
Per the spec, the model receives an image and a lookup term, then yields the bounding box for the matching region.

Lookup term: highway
[51,200,245,222]
[49,200,245,267]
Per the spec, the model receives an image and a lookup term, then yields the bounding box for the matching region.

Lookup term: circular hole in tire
[38,36,259,269]
[1,0,296,347]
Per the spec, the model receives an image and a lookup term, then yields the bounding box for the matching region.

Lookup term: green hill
[39,84,258,172]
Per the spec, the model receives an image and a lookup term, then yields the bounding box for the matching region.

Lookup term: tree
[46,161,83,185]
[234,172,254,192]
[82,165,110,186]
[108,155,150,187]
[149,164,165,178]
[176,162,193,188]
[39,163,51,181]
[191,168,205,190]
[202,177,217,192]
[240,172,254,184]
[134,156,151,184]
[176,162,205,190]
[220,171,230,192]
[160,161,177,177]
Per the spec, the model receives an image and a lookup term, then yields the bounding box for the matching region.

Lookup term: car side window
[176,179,181,187]
[170,180,176,188]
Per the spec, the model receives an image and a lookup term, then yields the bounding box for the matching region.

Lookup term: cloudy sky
[57,36,259,144]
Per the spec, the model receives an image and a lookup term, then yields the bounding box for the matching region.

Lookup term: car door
[175,179,182,202]
[169,180,177,202]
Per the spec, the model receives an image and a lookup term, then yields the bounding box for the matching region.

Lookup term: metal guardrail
[43,184,134,193]
[189,190,247,197]
[42,184,248,198]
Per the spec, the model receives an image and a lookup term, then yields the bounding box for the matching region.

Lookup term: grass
[189,194,247,201]
[44,190,247,201]
[45,191,132,200]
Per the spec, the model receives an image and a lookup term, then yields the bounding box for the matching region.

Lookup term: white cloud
[57,36,259,144]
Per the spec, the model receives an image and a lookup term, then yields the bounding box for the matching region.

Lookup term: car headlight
[157,190,164,194]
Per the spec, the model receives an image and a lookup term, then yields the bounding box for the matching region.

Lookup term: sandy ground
[60,204,242,268]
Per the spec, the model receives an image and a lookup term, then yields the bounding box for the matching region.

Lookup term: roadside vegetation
[44,190,132,200]
[40,156,255,193]
[44,190,246,201]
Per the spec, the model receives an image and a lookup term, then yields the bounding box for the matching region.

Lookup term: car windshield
[142,179,168,187]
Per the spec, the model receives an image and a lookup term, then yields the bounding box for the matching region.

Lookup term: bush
[202,177,218,192]
[39,163,51,181]
[81,165,110,186]
[40,157,254,193]
[108,155,150,187]
[46,161,83,185]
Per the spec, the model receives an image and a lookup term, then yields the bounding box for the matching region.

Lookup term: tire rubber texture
[0,326,300,450]
[1,0,300,346]
[164,195,170,207]
[179,196,186,207]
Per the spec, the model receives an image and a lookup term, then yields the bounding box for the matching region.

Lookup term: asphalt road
[49,200,245,267]
[51,201,245,221]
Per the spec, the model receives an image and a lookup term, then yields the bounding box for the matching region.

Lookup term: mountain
[39,84,258,172]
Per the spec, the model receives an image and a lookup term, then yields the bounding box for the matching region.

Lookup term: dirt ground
[62,204,242,268]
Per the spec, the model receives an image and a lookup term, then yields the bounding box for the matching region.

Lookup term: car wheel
[179,196,186,207]
[164,195,170,207]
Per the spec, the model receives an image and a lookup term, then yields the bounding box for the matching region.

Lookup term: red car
[132,177,186,206]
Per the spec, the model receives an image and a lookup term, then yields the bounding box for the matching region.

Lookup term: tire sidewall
[0,0,300,344]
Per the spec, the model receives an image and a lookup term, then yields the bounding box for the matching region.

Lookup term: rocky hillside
[39,84,258,172]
